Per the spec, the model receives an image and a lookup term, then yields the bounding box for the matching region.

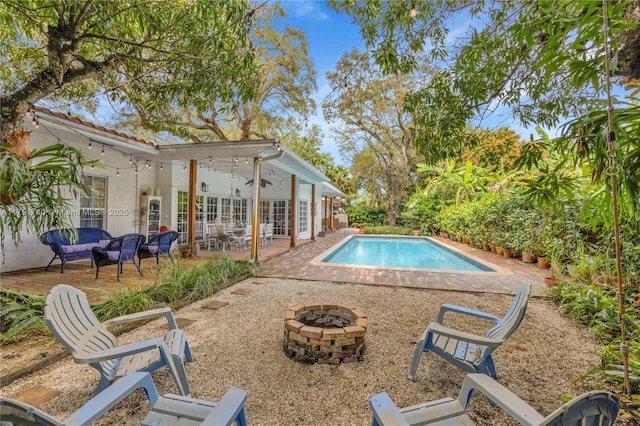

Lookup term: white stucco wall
[1,131,157,272]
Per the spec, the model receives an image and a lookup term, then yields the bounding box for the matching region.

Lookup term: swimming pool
[317,236,495,272]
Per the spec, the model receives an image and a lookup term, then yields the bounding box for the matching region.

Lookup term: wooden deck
[0,238,297,305]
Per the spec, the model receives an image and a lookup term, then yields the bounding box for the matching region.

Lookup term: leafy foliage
[0,0,258,139]
[346,205,387,227]
[0,142,100,254]
[0,290,48,344]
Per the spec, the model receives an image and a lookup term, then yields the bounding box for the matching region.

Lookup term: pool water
[321,236,494,271]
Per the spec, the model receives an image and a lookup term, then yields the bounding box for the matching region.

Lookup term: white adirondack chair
[0,372,248,426]
[44,284,193,396]
[409,283,531,381]
[370,373,619,426]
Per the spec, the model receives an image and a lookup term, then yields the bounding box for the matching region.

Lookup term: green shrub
[365,226,413,235]
[0,290,49,344]
[346,205,387,227]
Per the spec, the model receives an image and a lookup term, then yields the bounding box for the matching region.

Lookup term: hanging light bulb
[129,156,133,164]
[160,162,164,171]
[245,156,248,165]
[88,139,93,149]
[410,3,417,17]
[116,168,120,176]
[101,144,105,155]
[182,162,187,172]
[32,115,39,128]
[208,157,212,165]
[134,167,138,175]
[147,161,152,169]
[167,69,174,80]
[91,163,94,169]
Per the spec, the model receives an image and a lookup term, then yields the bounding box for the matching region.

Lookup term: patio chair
[92,232,145,281]
[264,223,273,245]
[408,283,531,381]
[0,372,247,426]
[138,230,178,266]
[44,284,193,397]
[370,373,619,426]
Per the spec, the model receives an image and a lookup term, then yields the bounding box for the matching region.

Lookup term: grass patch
[1,255,257,343]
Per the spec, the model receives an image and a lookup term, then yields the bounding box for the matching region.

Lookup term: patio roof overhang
[139,140,346,197]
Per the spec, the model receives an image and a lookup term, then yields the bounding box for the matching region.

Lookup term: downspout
[250,150,284,262]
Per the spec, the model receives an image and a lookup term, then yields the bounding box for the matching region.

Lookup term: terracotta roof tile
[31,106,160,149]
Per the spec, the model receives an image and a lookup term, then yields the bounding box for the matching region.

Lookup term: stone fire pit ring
[284,303,367,364]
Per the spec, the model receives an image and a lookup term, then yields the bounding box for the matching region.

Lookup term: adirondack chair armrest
[436,304,502,325]
[200,387,248,425]
[428,323,505,348]
[103,307,179,330]
[62,372,161,426]
[369,392,412,426]
[74,337,166,364]
[458,374,544,426]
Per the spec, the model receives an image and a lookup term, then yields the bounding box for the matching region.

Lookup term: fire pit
[284,303,367,364]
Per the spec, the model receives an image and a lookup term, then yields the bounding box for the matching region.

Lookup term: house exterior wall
[1,132,156,272]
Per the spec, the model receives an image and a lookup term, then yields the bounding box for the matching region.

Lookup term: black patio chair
[138,230,179,266]
[92,233,145,281]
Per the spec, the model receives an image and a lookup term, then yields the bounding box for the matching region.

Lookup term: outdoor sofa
[40,228,112,273]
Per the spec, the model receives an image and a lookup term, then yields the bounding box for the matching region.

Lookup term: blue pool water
[321,236,494,271]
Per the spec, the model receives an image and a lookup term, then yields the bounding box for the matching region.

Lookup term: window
[220,198,231,223]
[177,191,188,243]
[177,191,204,243]
[298,200,308,233]
[273,200,288,236]
[80,175,106,228]
[233,198,247,225]
[206,196,218,223]
[260,200,271,224]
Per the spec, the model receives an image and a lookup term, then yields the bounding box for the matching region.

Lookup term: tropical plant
[0,140,99,254]
[0,290,49,344]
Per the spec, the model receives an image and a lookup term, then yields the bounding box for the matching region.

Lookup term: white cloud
[282,0,329,21]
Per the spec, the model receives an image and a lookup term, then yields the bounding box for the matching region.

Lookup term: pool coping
[309,234,510,276]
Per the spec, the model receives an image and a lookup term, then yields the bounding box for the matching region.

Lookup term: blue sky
[278,1,362,165]
[276,1,634,168]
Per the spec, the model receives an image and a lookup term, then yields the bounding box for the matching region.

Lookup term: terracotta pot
[359,227,365,234]
[503,248,512,258]
[482,243,490,251]
[495,246,504,256]
[181,249,191,258]
[521,251,536,263]
[413,229,419,236]
[537,257,550,269]
[544,276,559,287]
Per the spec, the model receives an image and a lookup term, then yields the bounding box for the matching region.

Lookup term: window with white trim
[80,175,106,228]
[298,200,308,233]
[206,196,218,223]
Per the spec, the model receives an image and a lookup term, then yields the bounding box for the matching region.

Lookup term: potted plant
[178,243,192,258]
[413,227,420,236]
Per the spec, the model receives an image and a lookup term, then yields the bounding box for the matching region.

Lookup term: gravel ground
[0,277,612,425]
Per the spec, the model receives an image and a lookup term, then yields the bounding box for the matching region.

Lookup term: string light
[160,162,163,171]
[31,114,40,128]
[182,162,187,172]
[147,161,151,169]
[101,144,105,155]
[245,156,248,165]
[208,157,212,165]
[134,167,138,175]
[88,139,92,149]
[129,156,133,164]
[410,3,417,18]
[116,168,120,176]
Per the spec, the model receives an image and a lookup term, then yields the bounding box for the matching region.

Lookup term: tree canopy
[0,0,258,141]
[323,50,421,225]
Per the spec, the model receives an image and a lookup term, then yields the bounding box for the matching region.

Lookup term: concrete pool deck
[258,229,551,295]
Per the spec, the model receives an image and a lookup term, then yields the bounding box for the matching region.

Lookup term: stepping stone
[231,288,252,295]
[175,318,196,328]
[12,385,61,408]
[252,279,270,285]
[202,301,229,310]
